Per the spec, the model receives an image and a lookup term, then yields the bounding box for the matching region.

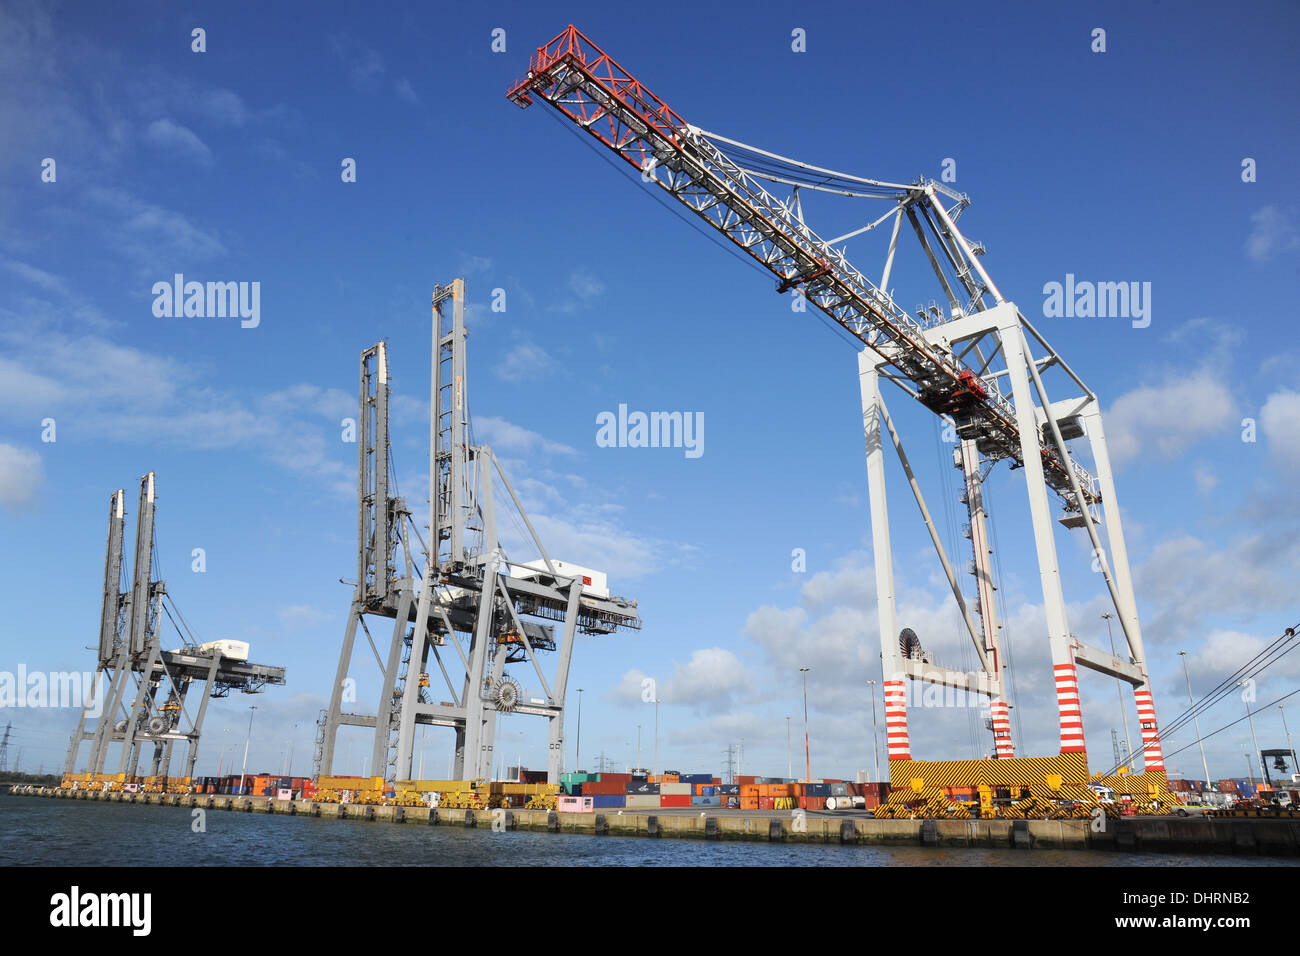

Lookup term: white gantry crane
[320,279,641,785]
[508,26,1164,778]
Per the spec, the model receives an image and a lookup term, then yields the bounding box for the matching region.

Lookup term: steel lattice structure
[509,25,1166,773]
[64,474,287,782]
[321,280,641,785]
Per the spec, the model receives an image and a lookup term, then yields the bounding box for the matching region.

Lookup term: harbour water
[1,795,1290,867]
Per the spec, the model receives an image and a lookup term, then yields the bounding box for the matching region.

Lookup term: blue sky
[1,0,1297,783]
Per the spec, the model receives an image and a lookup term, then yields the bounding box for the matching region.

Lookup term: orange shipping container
[740,784,759,797]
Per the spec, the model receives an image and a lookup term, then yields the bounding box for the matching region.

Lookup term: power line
[1101,620,1300,776]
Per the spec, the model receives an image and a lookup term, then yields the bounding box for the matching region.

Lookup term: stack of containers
[798,782,830,810]
[625,779,658,809]
[660,778,692,808]
[859,782,890,809]
[582,775,629,809]
[717,784,740,808]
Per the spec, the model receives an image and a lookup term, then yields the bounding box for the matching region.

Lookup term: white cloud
[1246,206,1299,262]
[569,271,604,299]
[494,341,556,382]
[474,416,576,456]
[277,605,332,632]
[145,118,212,162]
[1105,368,1235,465]
[199,88,251,126]
[0,316,354,497]
[662,648,753,713]
[0,443,43,509]
[1260,389,1300,469]
[86,186,226,266]
[1193,463,1218,495]
[394,78,419,105]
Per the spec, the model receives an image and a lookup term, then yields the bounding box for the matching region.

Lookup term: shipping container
[660,782,691,796]
[691,795,720,807]
[590,795,625,809]
[659,794,691,808]
[558,795,594,813]
[801,796,827,810]
[759,796,774,811]
[626,782,659,795]
[625,794,659,809]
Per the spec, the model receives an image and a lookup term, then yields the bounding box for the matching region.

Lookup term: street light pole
[1178,651,1211,788]
[786,715,792,780]
[238,705,256,795]
[800,667,811,783]
[575,688,584,772]
[1103,612,1134,771]
[1239,681,1261,783]
[867,679,880,782]
[653,698,660,775]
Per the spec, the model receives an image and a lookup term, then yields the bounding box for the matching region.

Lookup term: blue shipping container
[591,795,625,809]
[691,796,720,806]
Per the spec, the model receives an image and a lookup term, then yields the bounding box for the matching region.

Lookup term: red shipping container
[759,797,774,811]
[659,794,691,808]
[802,796,826,810]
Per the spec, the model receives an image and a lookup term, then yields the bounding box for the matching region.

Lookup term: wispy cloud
[144,118,212,163]
[1105,368,1236,466]
[494,340,556,382]
[0,443,44,510]
[1246,206,1299,262]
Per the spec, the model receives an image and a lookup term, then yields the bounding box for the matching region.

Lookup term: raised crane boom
[507,25,1097,507]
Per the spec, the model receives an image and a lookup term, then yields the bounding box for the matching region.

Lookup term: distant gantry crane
[509,26,1167,795]
[64,474,286,783]
[319,279,641,786]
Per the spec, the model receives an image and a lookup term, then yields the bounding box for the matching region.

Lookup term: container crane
[509,26,1169,797]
